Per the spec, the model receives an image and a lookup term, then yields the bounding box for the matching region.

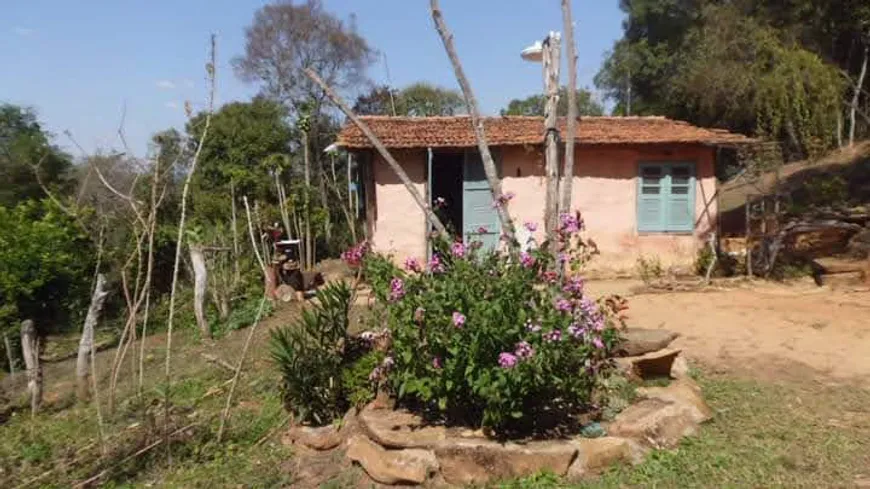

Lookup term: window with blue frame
[637,162,696,233]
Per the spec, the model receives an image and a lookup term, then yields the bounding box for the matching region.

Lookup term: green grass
[496,374,870,489]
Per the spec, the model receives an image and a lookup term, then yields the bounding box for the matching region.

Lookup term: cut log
[21,320,42,414]
[190,244,210,339]
[76,273,109,401]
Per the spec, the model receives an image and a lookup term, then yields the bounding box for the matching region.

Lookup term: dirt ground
[590,279,870,385]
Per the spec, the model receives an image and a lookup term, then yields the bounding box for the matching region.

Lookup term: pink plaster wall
[368,144,717,274]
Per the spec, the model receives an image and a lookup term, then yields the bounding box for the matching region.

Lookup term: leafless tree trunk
[230,180,241,286]
[849,45,868,147]
[430,0,516,244]
[302,130,314,270]
[542,33,562,239]
[559,0,578,215]
[164,34,216,458]
[4,334,15,374]
[190,244,210,339]
[76,273,109,401]
[21,320,41,415]
[304,68,450,239]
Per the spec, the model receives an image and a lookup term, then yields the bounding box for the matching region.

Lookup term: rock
[275,284,298,302]
[566,437,646,479]
[359,406,447,449]
[670,355,690,380]
[346,434,439,485]
[819,271,866,289]
[579,422,606,439]
[368,390,395,411]
[282,424,343,451]
[847,229,870,258]
[616,349,682,380]
[636,379,713,424]
[618,328,679,357]
[812,257,866,274]
[608,398,701,449]
[434,439,577,486]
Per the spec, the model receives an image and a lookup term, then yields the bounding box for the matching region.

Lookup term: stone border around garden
[282,328,710,486]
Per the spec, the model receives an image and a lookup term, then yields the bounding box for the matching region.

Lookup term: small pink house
[337,116,753,274]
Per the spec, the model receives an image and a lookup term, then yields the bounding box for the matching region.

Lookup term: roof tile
[337,115,755,149]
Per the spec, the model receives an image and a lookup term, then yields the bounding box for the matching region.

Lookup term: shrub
[364,212,624,433]
[636,254,664,284]
[270,281,363,425]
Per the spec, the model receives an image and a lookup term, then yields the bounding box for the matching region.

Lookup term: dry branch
[303,67,449,239]
[430,0,516,244]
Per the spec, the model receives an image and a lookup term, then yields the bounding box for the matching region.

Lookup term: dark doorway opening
[431,152,463,236]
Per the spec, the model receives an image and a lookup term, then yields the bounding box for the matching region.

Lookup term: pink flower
[451,241,466,258]
[389,278,405,302]
[541,270,559,284]
[434,197,447,209]
[544,329,562,343]
[514,341,534,360]
[520,252,536,269]
[559,212,582,234]
[452,311,466,329]
[563,277,584,296]
[404,256,421,272]
[524,221,538,232]
[554,297,573,313]
[498,352,518,369]
[491,191,516,209]
[432,356,442,369]
[477,226,488,234]
[341,241,369,267]
[592,336,605,349]
[428,254,445,273]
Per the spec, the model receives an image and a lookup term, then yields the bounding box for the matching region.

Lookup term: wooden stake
[559,0,579,215]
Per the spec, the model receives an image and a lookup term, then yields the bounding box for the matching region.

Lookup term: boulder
[618,329,679,357]
[616,349,682,380]
[670,355,691,380]
[435,439,577,486]
[608,398,702,449]
[636,379,713,424]
[359,406,447,449]
[566,437,645,480]
[346,434,439,485]
[847,229,870,258]
[282,424,343,451]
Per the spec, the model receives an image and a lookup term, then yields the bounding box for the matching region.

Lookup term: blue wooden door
[463,150,501,250]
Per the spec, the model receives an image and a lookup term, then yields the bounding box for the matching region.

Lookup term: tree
[354,82,465,117]
[0,200,93,338]
[0,104,73,207]
[500,88,604,117]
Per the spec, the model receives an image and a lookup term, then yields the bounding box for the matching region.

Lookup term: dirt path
[609,282,870,384]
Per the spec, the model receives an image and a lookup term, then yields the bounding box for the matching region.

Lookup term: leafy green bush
[364,213,623,433]
[635,254,664,284]
[270,281,375,425]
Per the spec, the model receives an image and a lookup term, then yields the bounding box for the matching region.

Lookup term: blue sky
[2,1,624,155]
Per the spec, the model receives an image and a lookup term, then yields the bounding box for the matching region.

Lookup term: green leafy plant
[270,281,370,425]
[363,212,623,433]
[636,254,664,284]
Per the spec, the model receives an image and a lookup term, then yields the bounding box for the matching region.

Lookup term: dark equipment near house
[274,239,324,299]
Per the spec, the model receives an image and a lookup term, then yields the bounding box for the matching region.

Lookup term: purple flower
[404,257,421,272]
[432,356,442,369]
[554,297,573,313]
[563,277,585,296]
[515,341,535,360]
[525,320,542,333]
[568,323,586,338]
[491,191,516,209]
[498,352,518,369]
[452,311,466,329]
[592,336,605,349]
[559,213,582,234]
[428,254,445,274]
[389,277,405,302]
[541,270,559,284]
[451,241,466,258]
[524,221,538,232]
[544,329,562,343]
[520,252,536,269]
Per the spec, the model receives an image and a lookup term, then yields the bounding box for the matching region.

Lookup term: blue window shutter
[638,164,665,232]
[638,162,696,233]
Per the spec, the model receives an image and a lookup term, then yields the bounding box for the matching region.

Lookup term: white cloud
[156,80,175,89]
[13,26,34,36]
[164,101,179,109]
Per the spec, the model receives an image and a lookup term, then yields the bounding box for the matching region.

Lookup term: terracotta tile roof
[337,115,756,149]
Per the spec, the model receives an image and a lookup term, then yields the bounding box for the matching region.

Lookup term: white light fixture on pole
[521,31,561,243]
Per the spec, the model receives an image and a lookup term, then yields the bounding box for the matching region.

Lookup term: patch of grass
[499,374,870,488]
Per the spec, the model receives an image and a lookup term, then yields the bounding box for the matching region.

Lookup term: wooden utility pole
[542,32,562,239]
[559,0,579,215]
